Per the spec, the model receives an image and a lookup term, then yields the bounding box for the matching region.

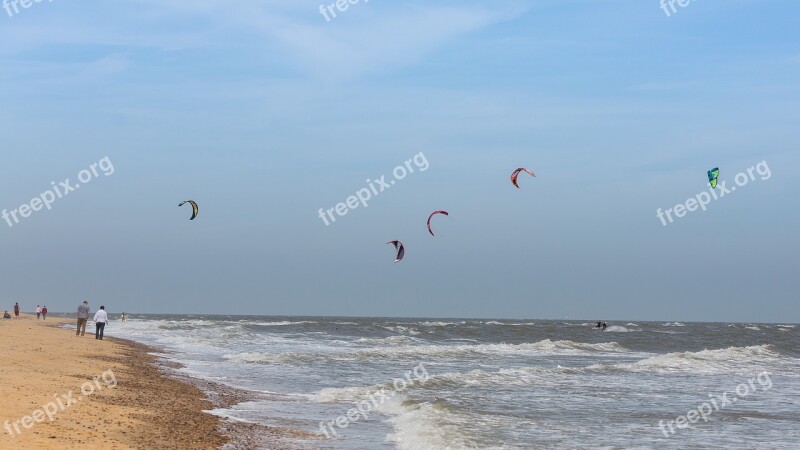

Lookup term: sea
[106,316,799,449]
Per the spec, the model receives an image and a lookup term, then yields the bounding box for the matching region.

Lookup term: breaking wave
[589,345,783,375]
[226,339,629,365]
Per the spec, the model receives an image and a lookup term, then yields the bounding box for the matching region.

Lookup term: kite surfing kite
[178,200,199,220]
[707,168,719,189]
[510,168,535,188]
[427,210,449,236]
[386,240,405,263]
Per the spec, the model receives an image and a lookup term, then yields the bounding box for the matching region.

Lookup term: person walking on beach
[13,302,20,318]
[76,300,90,336]
[36,305,42,319]
[94,306,108,340]
[41,306,48,320]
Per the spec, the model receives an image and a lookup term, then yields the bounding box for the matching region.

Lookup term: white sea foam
[592,345,783,375]
[350,339,628,359]
[384,396,482,450]
[662,322,686,327]
[626,323,639,327]
[383,326,421,335]
[604,326,638,333]
[230,339,629,366]
[745,326,762,331]
[249,320,317,326]
[417,321,457,327]
[355,335,420,346]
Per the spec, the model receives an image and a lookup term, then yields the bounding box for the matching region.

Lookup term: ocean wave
[383,326,421,335]
[226,339,629,366]
[591,345,782,375]
[224,351,312,364]
[350,339,628,359]
[314,364,594,403]
[416,321,459,327]
[776,324,796,328]
[604,326,638,333]
[385,397,482,450]
[662,322,686,327]
[247,321,317,326]
[484,321,504,325]
[315,388,484,449]
[626,323,639,327]
[355,335,421,346]
[419,366,589,391]
[745,326,761,331]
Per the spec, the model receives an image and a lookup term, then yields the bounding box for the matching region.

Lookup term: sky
[1,0,798,322]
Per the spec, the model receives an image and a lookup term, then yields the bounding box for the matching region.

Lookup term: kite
[427,210,449,236]
[386,240,405,263]
[707,168,719,189]
[511,168,535,188]
[179,200,199,220]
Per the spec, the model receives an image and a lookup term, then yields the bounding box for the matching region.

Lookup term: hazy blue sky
[1,0,798,321]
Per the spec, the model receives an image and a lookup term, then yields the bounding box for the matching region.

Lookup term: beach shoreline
[0,313,319,449]
[0,314,229,449]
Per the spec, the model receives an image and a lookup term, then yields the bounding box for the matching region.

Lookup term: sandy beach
[0,314,227,449]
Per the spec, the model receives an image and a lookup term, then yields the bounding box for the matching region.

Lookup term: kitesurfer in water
[595,321,602,328]
[602,322,608,331]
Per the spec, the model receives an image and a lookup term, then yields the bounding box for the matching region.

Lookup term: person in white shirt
[94,306,109,340]
[36,305,42,320]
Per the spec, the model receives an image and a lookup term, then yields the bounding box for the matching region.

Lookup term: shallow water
[108,316,800,449]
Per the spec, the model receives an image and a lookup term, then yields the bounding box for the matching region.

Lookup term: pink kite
[510,168,535,188]
[427,210,449,236]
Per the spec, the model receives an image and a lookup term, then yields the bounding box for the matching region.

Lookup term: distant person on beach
[36,305,42,319]
[3,311,10,319]
[94,306,108,340]
[120,312,126,322]
[77,300,90,336]
[14,303,19,317]
[42,306,48,320]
